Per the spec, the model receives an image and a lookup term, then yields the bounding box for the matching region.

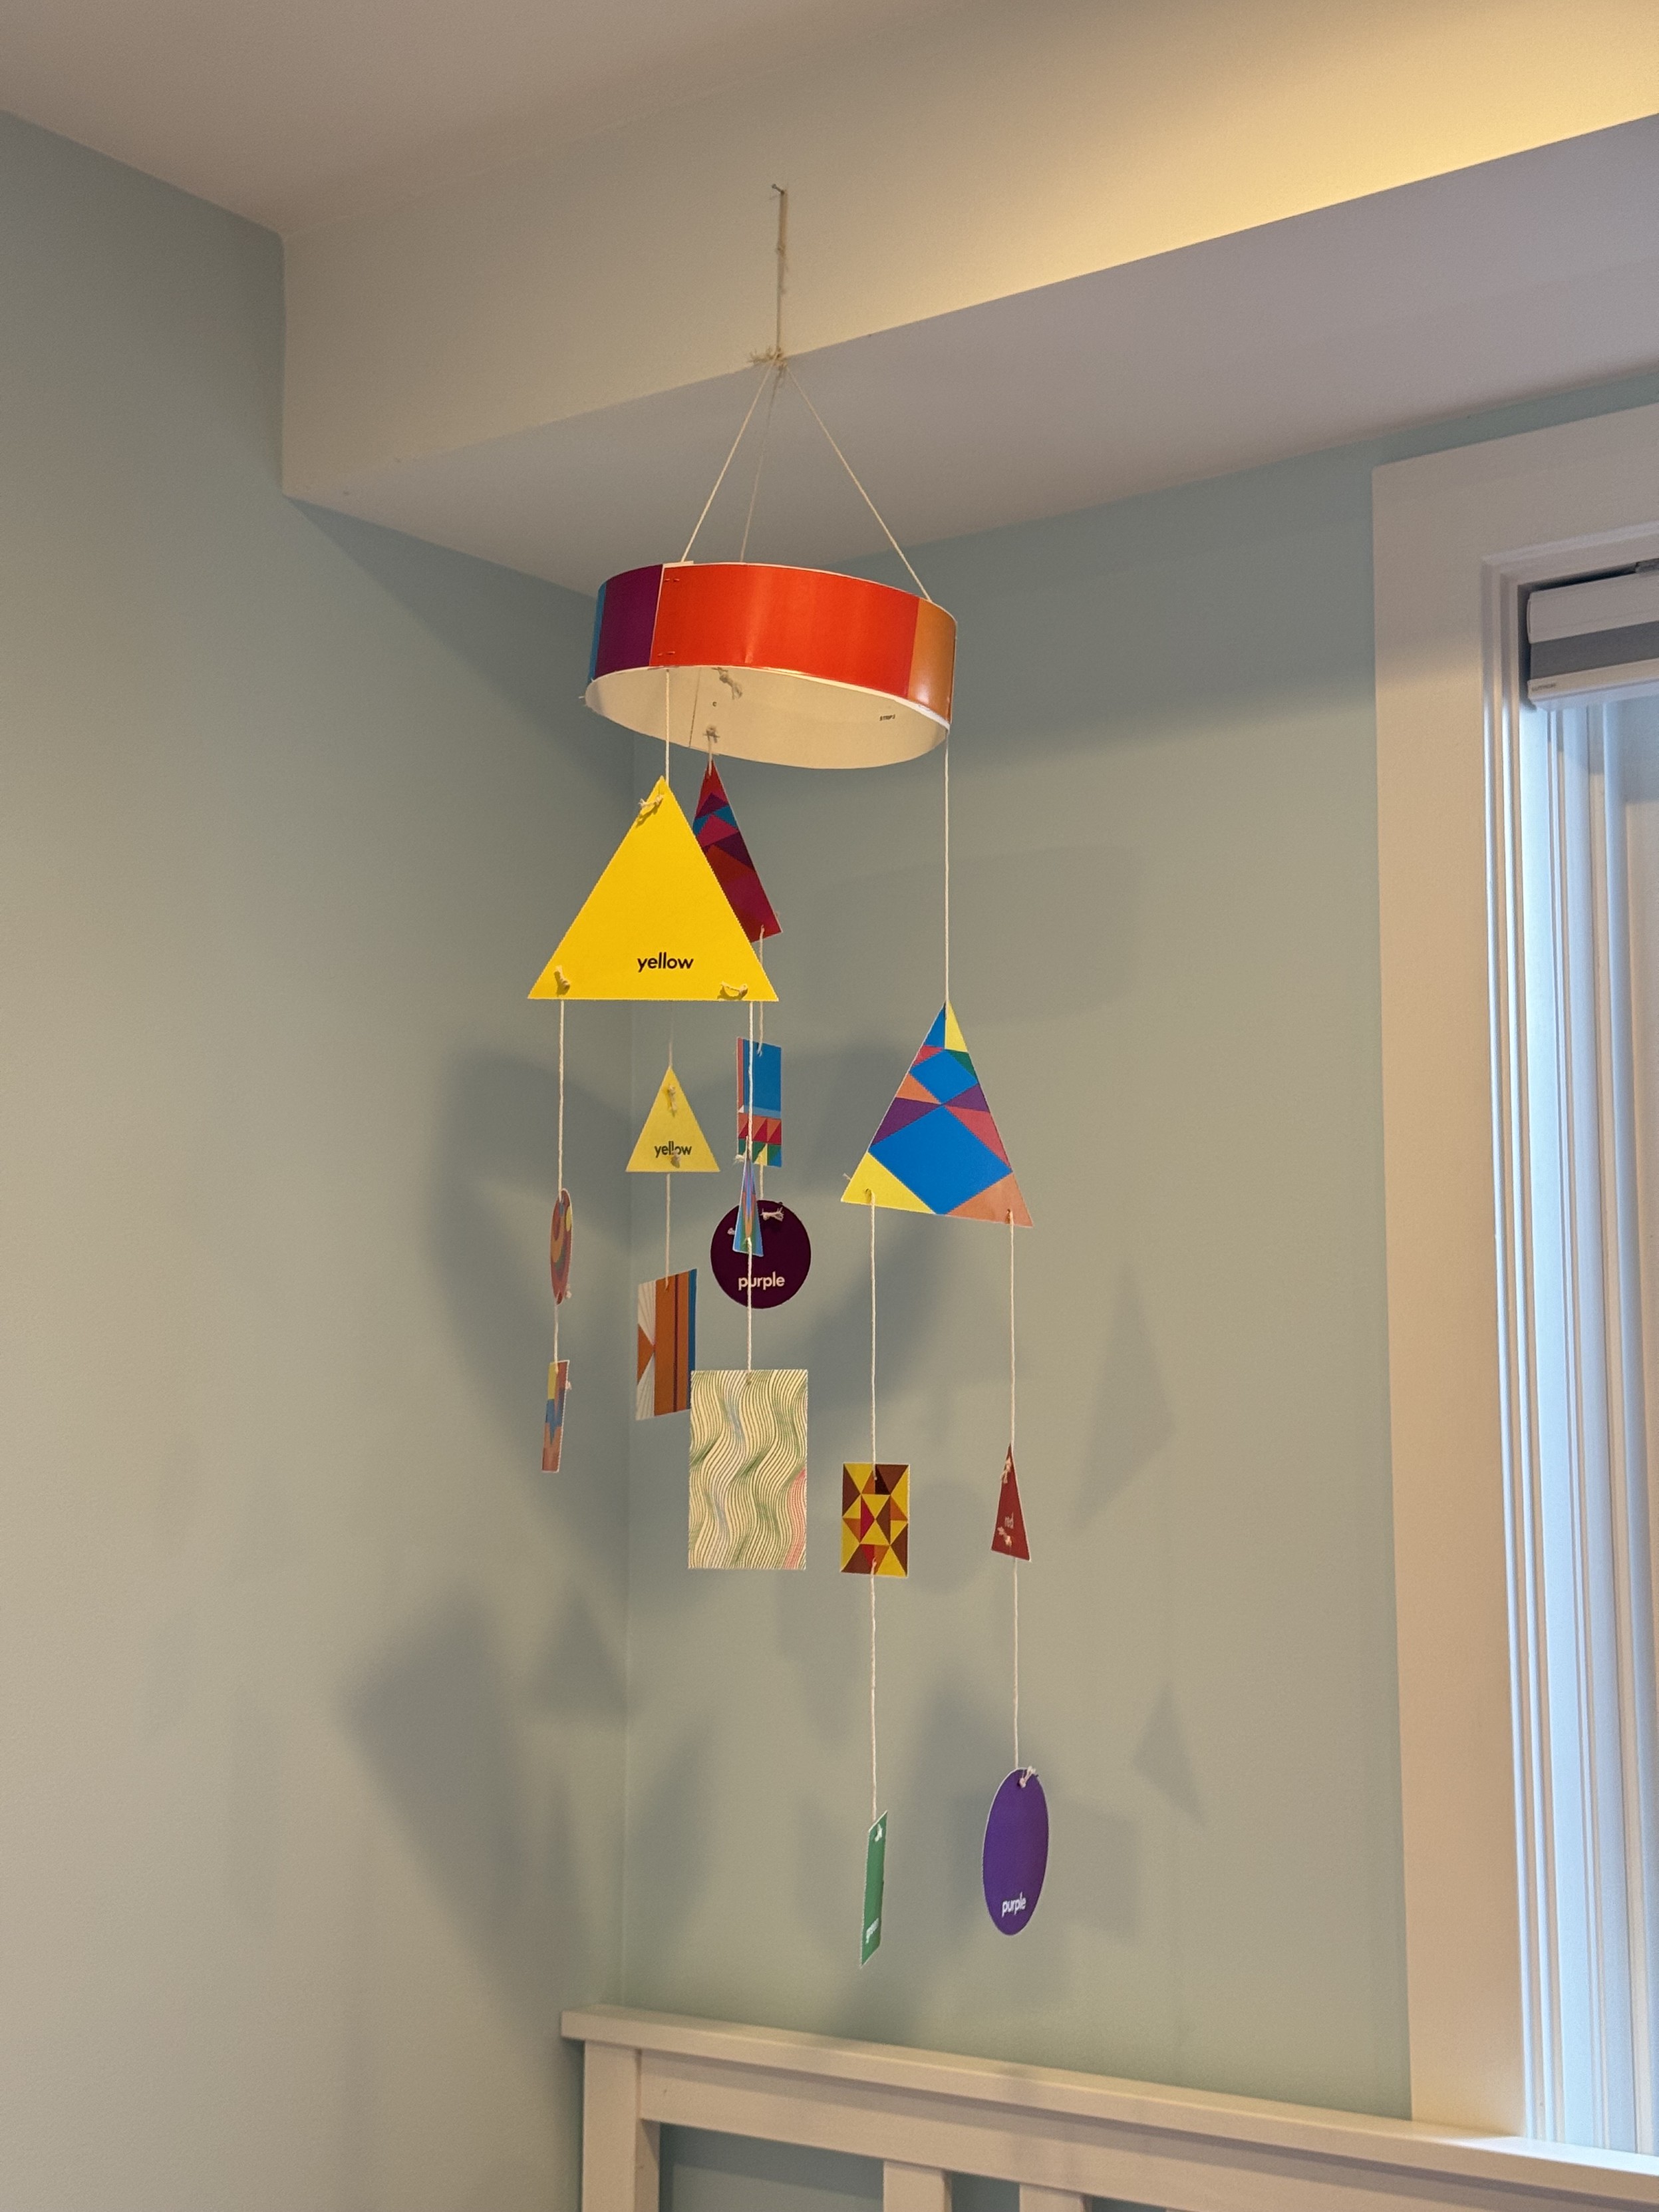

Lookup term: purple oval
[710,1201,812,1309]
[981,1769,1048,1935]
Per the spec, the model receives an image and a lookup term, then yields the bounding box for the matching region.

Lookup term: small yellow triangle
[530,779,778,1002]
[839,1151,931,1213]
[627,1064,720,1173]
[942,1001,969,1054]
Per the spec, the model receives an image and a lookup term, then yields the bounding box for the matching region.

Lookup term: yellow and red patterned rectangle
[841,1462,909,1577]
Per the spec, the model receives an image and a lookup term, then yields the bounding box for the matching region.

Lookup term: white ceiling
[0,0,951,234]
[5,3,1655,593]
[320,118,1659,593]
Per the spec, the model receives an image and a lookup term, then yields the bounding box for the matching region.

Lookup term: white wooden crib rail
[561,2006,1659,2212]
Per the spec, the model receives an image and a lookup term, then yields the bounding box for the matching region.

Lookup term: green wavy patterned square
[688,1369,807,1569]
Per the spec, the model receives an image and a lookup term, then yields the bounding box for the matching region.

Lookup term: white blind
[1517,690,1659,2149]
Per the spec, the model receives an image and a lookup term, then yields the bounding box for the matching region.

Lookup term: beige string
[745,986,756,1368]
[740,368,782,562]
[680,368,770,563]
[869,1196,879,1825]
[677,188,930,597]
[1010,1209,1020,1775]
[551,1002,565,1366]
[943,736,951,1007]
[782,365,931,601]
[756,937,766,1199]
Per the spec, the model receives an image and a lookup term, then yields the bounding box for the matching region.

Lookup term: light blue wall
[623,367,1659,2211]
[0,112,633,2212]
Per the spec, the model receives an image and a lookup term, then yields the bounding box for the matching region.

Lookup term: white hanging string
[756,936,766,1200]
[1009,1211,1017,1448]
[680,367,771,564]
[782,366,931,601]
[869,1196,879,1825]
[677,189,929,603]
[1010,1209,1020,1775]
[552,1002,565,1366]
[943,737,951,1008]
[666,1013,675,1275]
[745,985,756,1369]
[739,368,782,563]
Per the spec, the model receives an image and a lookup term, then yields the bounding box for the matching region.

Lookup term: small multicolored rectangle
[541,1359,569,1472]
[841,1463,909,1577]
[733,1156,762,1255]
[549,1189,572,1303]
[736,1038,782,1165]
[637,1269,696,1419]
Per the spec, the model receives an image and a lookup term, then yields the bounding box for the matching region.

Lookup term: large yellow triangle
[530,779,777,1002]
[627,1064,720,1173]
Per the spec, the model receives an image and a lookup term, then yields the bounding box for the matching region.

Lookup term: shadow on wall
[1134,1685,1206,1827]
[333,1040,632,2048]
[344,1591,604,2038]
[295,502,599,738]
[428,1042,627,1541]
[1078,1273,1173,1529]
[801,846,1138,1029]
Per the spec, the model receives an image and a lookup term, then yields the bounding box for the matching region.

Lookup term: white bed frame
[562,2006,1659,2211]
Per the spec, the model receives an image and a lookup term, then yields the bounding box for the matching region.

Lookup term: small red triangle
[990,1448,1030,1560]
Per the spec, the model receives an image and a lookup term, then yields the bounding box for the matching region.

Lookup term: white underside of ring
[586,663,949,769]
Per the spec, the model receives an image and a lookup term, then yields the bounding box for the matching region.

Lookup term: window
[1507,684,1659,2148]
[1373,401,1659,2142]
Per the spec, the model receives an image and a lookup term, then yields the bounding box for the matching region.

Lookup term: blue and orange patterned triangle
[842,1004,1030,1224]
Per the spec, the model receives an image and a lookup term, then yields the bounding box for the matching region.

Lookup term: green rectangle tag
[861,1812,887,1965]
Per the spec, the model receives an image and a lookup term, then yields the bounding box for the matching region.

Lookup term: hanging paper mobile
[736,1037,782,1165]
[688,1368,808,1569]
[629,1061,713,1398]
[842,1005,1030,1224]
[861,1812,887,1967]
[733,1156,762,1256]
[991,1450,1029,1559]
[581,188,955,774]
[981,1769,1048,1937]
[549,1190,573,1303]
[627,1064,720,1174]
[541,1359,569,1475]
[587,564,955,772]
[637,1270,696,1419]
[694,759,781,942]
[980,1215,1043,1932]
[710,1199,811,1308]
[842,1464,909,1577]
[539,1003,573,1472]
[529,780,777,1003]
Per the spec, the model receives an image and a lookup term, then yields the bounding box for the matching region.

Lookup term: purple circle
[981,1769,1048,1935]
[710,1201,812,1309]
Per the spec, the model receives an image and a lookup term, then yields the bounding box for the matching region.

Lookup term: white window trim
[1374,401,1659,2133]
